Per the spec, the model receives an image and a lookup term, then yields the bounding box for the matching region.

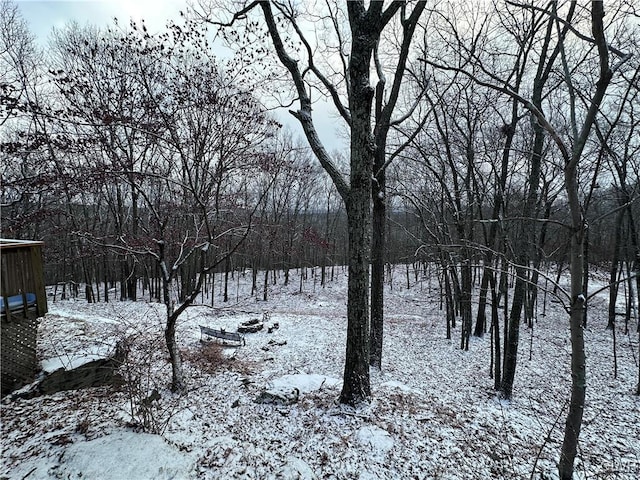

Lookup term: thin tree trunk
[369,171,385,368]
[475,268,491,337]
[608,208,624,329]
[489,271,501,390]
[636,334,640,395]
[500,268,525,399]
[165,309,185,392]
[558,229,587,479]
[263,267,269,301]
[103,255,109,303]
[444,266,453,340]
[251,262,258,296]
[559,2,616,473]
[460,259,472,351]
[224,254,230,303]
[582,229,590,327]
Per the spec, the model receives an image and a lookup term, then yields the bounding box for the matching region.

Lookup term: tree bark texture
[558,231,586,479]
[164,312,185,392]
[339,7,377,402]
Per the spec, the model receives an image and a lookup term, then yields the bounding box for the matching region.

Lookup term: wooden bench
[199,325,245,346]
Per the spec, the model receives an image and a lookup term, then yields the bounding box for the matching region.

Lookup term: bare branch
[505,0,630,59]
[259,1,349,201]
[271,2,351,126]
[198,0,262,28]
[420,57,572,162]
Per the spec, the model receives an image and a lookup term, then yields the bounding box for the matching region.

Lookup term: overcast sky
[18,0,187,41]
[15,0,345,152]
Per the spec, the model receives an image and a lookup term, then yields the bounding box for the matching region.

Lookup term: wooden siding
[1,240,47,318]
[1,240,47,394]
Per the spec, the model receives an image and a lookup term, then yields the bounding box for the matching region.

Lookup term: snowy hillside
[1,267,639,479]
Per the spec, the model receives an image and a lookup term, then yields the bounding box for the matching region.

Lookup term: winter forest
[1,0,639,479]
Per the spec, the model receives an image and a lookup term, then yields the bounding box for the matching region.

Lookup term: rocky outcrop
[9,342,126,399]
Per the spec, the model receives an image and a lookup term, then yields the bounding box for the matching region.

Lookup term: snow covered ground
[1,266,639,479]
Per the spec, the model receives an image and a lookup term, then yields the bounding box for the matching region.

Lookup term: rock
[254,387,299,405]
[261,339,287,351]
[31,342,126,397]
[238,320,263,333]
[38,358,123,395]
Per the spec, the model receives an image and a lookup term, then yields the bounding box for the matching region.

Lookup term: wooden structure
[1,239,47,395]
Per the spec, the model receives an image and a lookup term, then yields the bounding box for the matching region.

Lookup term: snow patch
[359,471,381,480]
[41,352,111,373]
[280,457,318,479]
[48,431,195,479]
[270,373,341,393]
[356,425,394,453]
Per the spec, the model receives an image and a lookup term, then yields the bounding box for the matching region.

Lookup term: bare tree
[1,0,55,237]
[422,1,633,476]
[0,0,35,125]
[45,18,281,391]
[199,0,427,404]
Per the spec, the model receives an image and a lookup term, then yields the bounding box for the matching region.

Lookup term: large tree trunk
[341,190,372,404]
[255,0,422,406]
[340,77,374,404]
[337,5,384,406]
